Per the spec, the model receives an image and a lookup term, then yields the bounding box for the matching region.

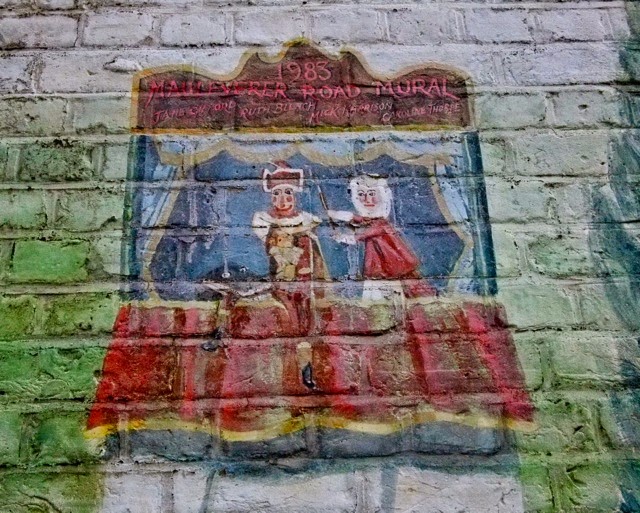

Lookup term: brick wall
[0,1,638,512]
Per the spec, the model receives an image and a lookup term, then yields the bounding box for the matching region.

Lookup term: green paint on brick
[519,460,554,513]
[56,190,125,232]
[515,397,600,455]
[44,293,119,336]
[0,471,102,513]
[22,411,100,466]
[10,240,89,283]
[19,141,95,182]
[0,411,22,466]
[0,295,39,340]
[0,346,106,401]
[550,459,620,512]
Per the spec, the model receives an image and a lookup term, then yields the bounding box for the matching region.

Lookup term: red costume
[353,216,421,280]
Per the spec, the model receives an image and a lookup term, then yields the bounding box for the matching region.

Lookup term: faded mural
[86,43,535,510]
[589,2,640,510]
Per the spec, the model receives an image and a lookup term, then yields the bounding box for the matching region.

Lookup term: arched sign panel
[87,43,533,460]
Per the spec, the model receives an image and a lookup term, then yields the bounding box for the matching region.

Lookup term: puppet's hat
[262,162,304,192]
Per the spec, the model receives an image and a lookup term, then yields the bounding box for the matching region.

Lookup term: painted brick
[18,141,95,181]
[43,293,119,336]
[308,9,385,44]
[0,15,78,49]
[0,472,102,513]
[0,411,21,465]
[527,234,594,278]
[92,235,123,275]
[234,11,305,45]
[175,468,358,513]
[519,461,554,513]
[0,295,40,340]
[550,459,620,512]
[496,283,577,330]
[0,98,67,135]
[507,131,609,177]
[101,473,165,513]
[102,144,130,180]
[387,7,457,44]
[501,44,622,86]
[485,179,554,223]
[10,240,90,283]
[475,92,546,129]
[55,190,124,232]
[22,412,99,465]
[535,9,609,43]
[550,89,624,128]
[574,282,630,331]
[36,0,75,8]
[70,96,130,133]
[549,333,621,388]
[0,346,106,400]
[0,55,34,93]
[513,333,544,391]
[515,397,600,454]
[0,191,48,229]
[159,14,226,47]
[464,9,532,43]
[82,13,155,47]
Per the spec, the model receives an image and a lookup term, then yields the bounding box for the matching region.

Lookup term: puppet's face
[353,185,390,218]
[356,187,380,210]
[271,186,296,214]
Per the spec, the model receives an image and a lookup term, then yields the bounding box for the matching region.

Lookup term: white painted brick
[508,131,609,177]
[491,224,523,277]
[501,44,623,86]
[38,49,192,93]
[485,178,554,223]
[479,137,508,175]
[497,281,578,329]
[0,55,33,93]
[358,44,500,86]
[464,8,532,43]
[607,7,632,40]
[550,90,624,128]
[309,9,384,44]
[535,9,608,42]
[82,12,155,47]
[160,14,226,47]
[70,96,130,133]
[387,7,458,44]
[234,11,305,45]
[392,467,525,513]
[35,0,75,8]
[174,468,358,513]
[0,15,78,49]
[102,144,130,180]
[475,92,546,129]
[0,98,67,135]
[101,472,164,513]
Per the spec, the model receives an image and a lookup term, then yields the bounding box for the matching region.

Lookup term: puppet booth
[86,42,533,459]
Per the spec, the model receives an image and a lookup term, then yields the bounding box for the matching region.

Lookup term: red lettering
[301,84,315,100]
[412,79,430,97]
[374,81,396,97]
[442,78,460,100]
[275,82,288,99]
[426,78,441,97]
[145,81,164,106]
[248,81,263,97]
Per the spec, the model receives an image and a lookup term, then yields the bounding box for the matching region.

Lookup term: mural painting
[86,42,535,510]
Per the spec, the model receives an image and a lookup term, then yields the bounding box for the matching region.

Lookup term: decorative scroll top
[132,43,471,132]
